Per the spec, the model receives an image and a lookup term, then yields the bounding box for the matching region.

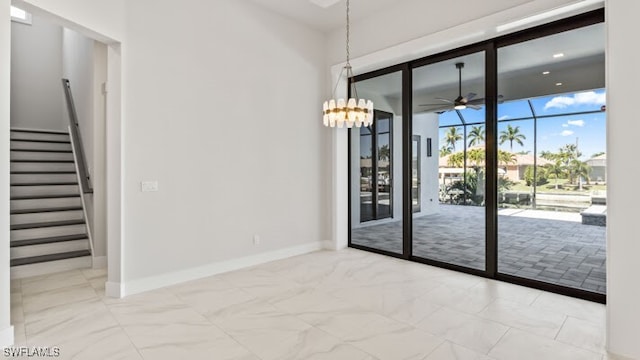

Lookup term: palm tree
[499,125,526,151]
[571,160,591,190]
[440,145,452,157]
[498,150,516,166]
[558,144,581,183]
[378,144,390,162]
[468,126,485,147]
[447,151,464,168]
[539,150,554,160]
[443,127,463,152]
[545,159,566,189]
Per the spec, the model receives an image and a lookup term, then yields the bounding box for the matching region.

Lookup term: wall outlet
[141,181,159,192]
[253,235,261,245]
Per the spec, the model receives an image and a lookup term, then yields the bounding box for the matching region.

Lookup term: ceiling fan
[419,62,486,112]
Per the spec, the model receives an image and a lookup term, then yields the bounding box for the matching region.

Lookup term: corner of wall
[0,326,14,348]
[120,242,325,298]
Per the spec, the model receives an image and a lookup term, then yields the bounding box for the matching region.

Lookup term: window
[11,6,32,25]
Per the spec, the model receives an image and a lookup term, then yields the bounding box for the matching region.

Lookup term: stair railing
[62,78,93,194]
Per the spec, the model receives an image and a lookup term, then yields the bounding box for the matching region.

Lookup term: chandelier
[322,0,373,128]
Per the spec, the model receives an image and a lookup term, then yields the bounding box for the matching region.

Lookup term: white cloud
[545,96,574,109]
[562,124,569,128]
[544,91,606,110]
[498,115,510,120]
[567,119,585,127]
[561,130,574,136]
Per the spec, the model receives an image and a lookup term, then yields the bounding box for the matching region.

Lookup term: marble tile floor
[8,248,622,360]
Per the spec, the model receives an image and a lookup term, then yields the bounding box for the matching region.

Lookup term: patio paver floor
[352,204,606,294]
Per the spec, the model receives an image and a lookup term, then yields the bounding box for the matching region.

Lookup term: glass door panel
[412,52,486,271]
[497,23,606,294]
[350,71,403,255]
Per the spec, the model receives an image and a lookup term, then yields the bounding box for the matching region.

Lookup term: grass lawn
[507,178,607,194]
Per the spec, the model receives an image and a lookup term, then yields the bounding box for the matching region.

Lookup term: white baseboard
[105,281,123,299]
[0,326,14,348]
[121,242,324,297]
[92,256,107,269]
[322,240,338,250]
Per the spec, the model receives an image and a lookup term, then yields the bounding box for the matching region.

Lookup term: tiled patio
[351,204,606,294]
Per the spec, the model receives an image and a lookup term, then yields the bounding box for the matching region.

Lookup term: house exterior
[504,154,553,181]
[586,153,607,183]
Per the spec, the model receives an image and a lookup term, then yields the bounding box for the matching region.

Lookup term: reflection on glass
[350,71,403,254]
[412,135,421,213]
[377,115,392,218]
[497,22,606,295]
[412,52,486,271]
[360,126,373,222]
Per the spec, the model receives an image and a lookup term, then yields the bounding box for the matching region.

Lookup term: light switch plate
[141,181,158,192]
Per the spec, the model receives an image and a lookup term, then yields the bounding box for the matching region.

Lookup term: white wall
[14,0,124,44]
[62,28,94,175]
[61,29,109,260]
[605,1,640,358]
[10,16,64,131]
[92,42,107,259]
[413,112,439,216]
[120,0,328,285]
[1,0,13,347]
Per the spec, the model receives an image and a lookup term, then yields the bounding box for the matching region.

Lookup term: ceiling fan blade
[466,92,477,101]
[434,97,454,104]
[467,98,484,104]
[468,104,482,110]
[419,103,452,106]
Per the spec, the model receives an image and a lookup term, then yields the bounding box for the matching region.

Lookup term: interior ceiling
[248,0,409,32]
[248,0,605,114]
[248,0,531,32]
[357,23,605,114]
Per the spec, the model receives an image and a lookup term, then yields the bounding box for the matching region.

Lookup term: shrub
[524,165,548,186]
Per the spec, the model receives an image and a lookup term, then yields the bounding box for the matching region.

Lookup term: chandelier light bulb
[322,0,373,128]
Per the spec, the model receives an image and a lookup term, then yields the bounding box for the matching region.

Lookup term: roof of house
[586,153,606,166]
[512,154,552,166]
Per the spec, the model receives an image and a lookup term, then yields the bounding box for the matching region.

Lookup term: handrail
[62,78,93,194]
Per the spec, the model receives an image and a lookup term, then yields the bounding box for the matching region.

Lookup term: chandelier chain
[346,0,350,65]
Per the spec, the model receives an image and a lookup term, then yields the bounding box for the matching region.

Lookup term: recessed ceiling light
[553,53,564,58]
[542,71,550,75]
[10,6,27,20]
[556,82,563,86]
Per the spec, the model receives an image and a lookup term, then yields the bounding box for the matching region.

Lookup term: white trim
[120,242,325,297]
[322,240,337,250]
[0,326,14,348]
[105,281,122,299]
[92,256,107,269]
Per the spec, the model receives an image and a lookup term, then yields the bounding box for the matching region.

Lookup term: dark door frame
[347,8,605,304]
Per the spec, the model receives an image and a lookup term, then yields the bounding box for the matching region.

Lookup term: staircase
[10,128,92,279]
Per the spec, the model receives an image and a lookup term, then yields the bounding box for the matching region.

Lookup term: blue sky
[439,89,607,160]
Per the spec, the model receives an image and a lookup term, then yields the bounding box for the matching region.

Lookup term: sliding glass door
[411,52,486,271]
[496,22,606,295]
[347,9,605,302]
[350,71,404,255]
